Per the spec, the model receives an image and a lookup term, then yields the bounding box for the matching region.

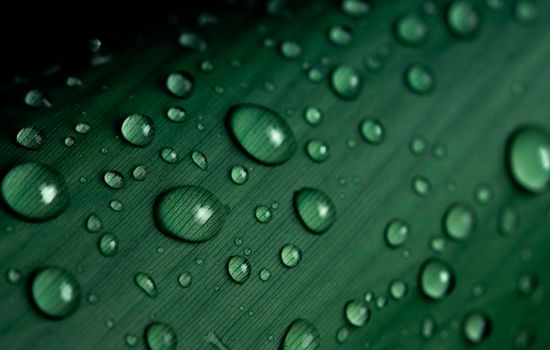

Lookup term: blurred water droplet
[421,316,437,339]
[405,64,435,94]
[303,107,323,126]
[419,258,455,300]
[446,1,481,37]
[328,25,353,46]
[280,41,302,59]
[394,13,428,46]
[345,300,370,327]
[166,71,195,98]
[412,175,431,196]
[462,312,492,344]
[6,268,22,284]
[134,272,158,298]
[178,31,207,51]
[30,267,80,319]
[513,0,537,24]
[145,322,177,350]
[24,89,51,108]
[66,76,83,87]
[16,127,44,150]
[359,119,385,145]
[227,256,252,284]
[331,65,362,99]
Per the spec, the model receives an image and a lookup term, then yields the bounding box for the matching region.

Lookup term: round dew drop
[30,267,81,319]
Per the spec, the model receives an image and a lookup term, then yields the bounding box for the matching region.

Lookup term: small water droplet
[160,147,179,163]
[462,312,492,344]
[166,71,195,98]
[405,64,435,94]
[446,1,481,38]
[178,272,192,288]
[98,233,118,257]
[75,122,91,134]
[109,200,124,212]
[24,89,52,108]
[410,136,428,155]
[293,188,336,234]
[389,280,408,300]
[412,175,431,196]
[190,150,208,170]
[64,136,75,147]
[66,76,83,87]
[132,165,147,181]
[306,67,324,83]
[125,333,138,348]
[230,165,249,185]
[30,267,81,318]
[474,183,494,205]
[103,171,124,189]
[328,25,353,46]
[345,300,370,327]
[359,119,385,145]
[166,107,186,123]
[342,0,370,17]
[255,205,273,223]
[227,256,252,284]
[85,214,103,233]
[419,258,455,300]
[6,268,22,284]
[280,41,302,59]
[16,127,44,150]
[305,139,330,163]
[394,13,428,46]
[304,107,323,126]
[260,268,271,281]
[145,322,177,350]
[421,316,437,339]
[330,65,362,99]
[178,31,207,51]
[513,0,538,24]
[517,273,538,296]
[443,203,475,241]
[281,319,320,350]
[385,219,410,248]
[281,244,302,268]
[121,114,155,147]
[134,272,158,298]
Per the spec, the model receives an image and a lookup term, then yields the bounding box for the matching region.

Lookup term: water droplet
[154,186,225,242]
[412,175,431,196]
[85,214,102,233]
[103,171,124,189]
[178,31,206,51]
[66,76,82,87]
[404,64,435,94]
[16,127,44,150]
[134,272,158,298]
[513,0,538,24]
[345,300,370,327]
[24,89,51,108]
[359,119,385,145]
[410,136,428,155]
[281,319,320,350]
[446,1,481,38]
[336,327,349,344]
[145,322,177,350]
[293,188,336,234]
[227,256,252,284]
[280,41,302,59]
[260,268,271,281]
[474,183,494,205]
[1,163,69,221]
[30,267,80,318]
[429,236,446,253]
[132,165,147,181]
[6,268,22,284]
[121,114,155,147]
[125,333,138,347]
[443,203,475,241]
[306,67,324,83]
[375,295,388,309]
[178,272,192,288]
[98,233,118,257]
[389,280,408,300]
[342,0,370,17]
[330,65,362,99]
[110,200,124,212]
[227,104,297,165]
[160,147,179,163]
[328,25,353,46]
[255,205,273,223]
[64,136,75,147]
[419,258,455,300]
[462,312,492,344]
[190,150,208,170]
[514,327,536,349]
[517,273,538,296]
[166,107,186,123]
[166,71,195,98]
[394,13,428,46]
[305,139,330,163]
[507,126,550,193]
[230,165,249,185]
[485,0,505,11]
[385,219,410,248]
[281,244,302,268]
[421,316,437,339]
[75,122,91,134]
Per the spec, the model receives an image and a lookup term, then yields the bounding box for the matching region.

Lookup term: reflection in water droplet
[293,188,336,234]
[30,267,81,319]
[331,65,362,99]
[160,147,179,164]
[345,300,370,327]
[419,258,455,300]
[178,272,192,288]
[462,312,492,344]
[305,139,330,163]
[281,319,320,350]
[359,119,385,145]
[166,107,186,123]
[227,256,252,284]
[281,244,302,268]
[134,272,158,298]
[98,233,118,257]
[121,114,155,147]
[145,322,177,350]
[230,165,249,185]
[385,219,410,248]
[103,171,125,189]
[255,205,273,223]
[191,150,208,170]
[166,71,195,98]
[443,203,475,241]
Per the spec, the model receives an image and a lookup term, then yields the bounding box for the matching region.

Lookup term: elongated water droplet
[154,186,225,242]
[255,205,273,223]
[166,71,195,98]
[98,233,118,257]
[413,175,431,196]
[166,106,186,123]
[104,171,124,189]
[281,244,302,268]
[359,118,385,145]
[280,41,302,59]
[75,122,91,134]
[328,25,353,46]
[260,268,271,281]
[281,319,320,350]
[385,219,410,248]
[446,1,481,38]
[330,65,362,99]
[191,150,208,170]
[121,114,155,147]
[405,64,435,94]
[394,13,428,46]
[345,300,370,327]
[145,322,177,350]
[160,147,179,163]
[25,89,51,108]
[85,214,102,233]
[230,165,249,185]
[336,327,349,344]
[507,126,550,193]
[178,272,192,288]
[419,258,455,300]
[134,272,158,298]
[178,31,206,51]
[227,256,252,284]
[293,188,336,234]
[30,267,81,319]
[305,139,330,163]
[342,0,370,18]
[443,203,475,241]
[227,104,296,165]
[132,165,147,181]
[66,76,83,87]
[462,312,492,344]
[421,316,437,339]
[16,127,44,150]
[1,163,69,221]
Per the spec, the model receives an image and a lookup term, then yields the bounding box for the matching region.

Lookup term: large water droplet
[134,272,158,298]
[281,319,320,350]
[344,300,370,327]
[166,71,195,98]
[121,114,155,147]
[443,203,475,241]
[446,1,481,37]
[227,256,251,284]
[30,267,80,319]
[145,322,177,350]
[507,126,550,193]
[16,127,44,150]
[330,65,362,99]
[227,104,296,165]
[2,163,69,221]
[293,188,336,234]
[419,258,455,300]
[394,13,428,46]
[462,312,492,344]
[154,186,225,242]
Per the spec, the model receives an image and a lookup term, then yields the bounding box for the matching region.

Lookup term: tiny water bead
[474,183,494,205]
[375,295,388,309]
[166,71,195,98]
[281,319,320,350]
[385,219,410,248]
[30,267,81,319]
[344,300,370,327]
[75,122,91,134]
[103,171,125,189]
[64,136,75,147]
[342,0,370,18]
[16,127,44,150]
[227,104,297,165]
[421,316,437,339]
[331,65,362,99]
[230,165,249,185]
[132,165,148,181]
[389,280,408,300]
[359,119,385,145]
[121,114,155,147]
[178,272,192,288]
[404,64,435,94]
[227,256,252,284]
[24,89,52,108]
[155,186,225,242]
[98,233,118,257]
[259,268,271,281]
[86,214,103,232]
[255,205,273,223]
[507,126,550,193]
[190,150,208,170]
[443,203,475,240]
[178,31,207,51]
[412,175,431,196]
[145,322,177,350]
[293,188,336,234]
[125,333,138,347]
[328,25,353,46]
[281,244,302,268]
[462,312,492,344]
[280,41,302,59]
[410,136,428,155]
[110,200,124,212]
[419,258,455,300]
[304,107,323,126]
[160,147,179,163]
[517,273,538,296]
[166,106,186,123]
[1,163,70,221]
[513,0,538,25]
[305,139,330,163]
[6,268,22,284]
[394,13,428,46]
[446,1,481,38]
[134,272,158,298]
[336,328,349,344]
